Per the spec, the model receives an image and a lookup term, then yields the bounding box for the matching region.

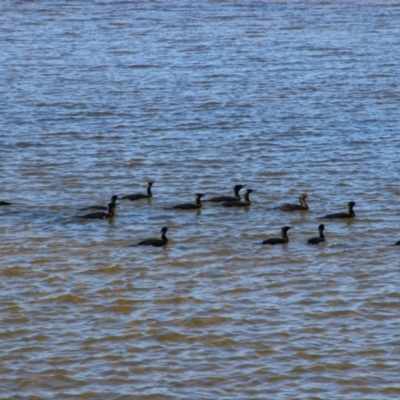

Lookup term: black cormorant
[77,202,115,219]
[318,201,355,219]
[170,193,206,210]
[122,181,154,201]
[0,201,11,206]
[307,224,325,245]
[222,189,255,207]
[79,195,118,211]
[275,193,309,211]
[205,184,246,203]
[131,227,169,247]
[262,226,292,245]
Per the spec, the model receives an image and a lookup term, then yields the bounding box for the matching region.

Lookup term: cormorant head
[282,226,292,233]
[161,227,168,233]
[234,184,246,192]
[195,193,206,198]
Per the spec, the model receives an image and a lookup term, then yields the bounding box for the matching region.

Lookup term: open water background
[1,0,400,398]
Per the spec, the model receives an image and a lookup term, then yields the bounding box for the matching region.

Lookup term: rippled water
[1,1,400,398]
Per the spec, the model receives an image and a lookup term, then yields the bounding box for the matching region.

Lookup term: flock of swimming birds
[2,182,399,248]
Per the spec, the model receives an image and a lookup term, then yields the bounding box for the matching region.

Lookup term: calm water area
[1,0,400,398]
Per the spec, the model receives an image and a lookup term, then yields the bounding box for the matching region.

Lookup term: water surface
[1,1,400,398]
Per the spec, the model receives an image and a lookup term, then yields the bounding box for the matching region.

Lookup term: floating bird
[77,202,115,219]
[131,227,169,247]
[79,195,118,211]
[318,201,355,219]
[122,181,154,201]
[169,193,206,210]
[275,193,309,211]
[222,189,255,207]
[0,201,12,206]
[205,184,246,203]
[307,224,326,245]
[262,226,292,245]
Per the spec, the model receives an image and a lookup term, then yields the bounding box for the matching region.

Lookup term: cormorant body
[132,227,169,247]
[307,224,325,245]
[222,189,255,207]
[171,193,205,210]
[0,201,12,206]
[275,193,308,211]
[205,184,246,203]
[122,181,154,201]
[80,195,118,211]
[318,201,355,219]
[262,226,292,245]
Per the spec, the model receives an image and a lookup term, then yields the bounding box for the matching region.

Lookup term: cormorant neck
[299,196,308,209]
[107,202,115,216]
[234,188,241,200]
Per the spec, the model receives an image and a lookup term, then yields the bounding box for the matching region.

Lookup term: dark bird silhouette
[307,224,326,245]
[122,181,154,201]
[170,193,206,210]
[275,193,309,211]
[205,184,246,203]
[131,227,169,247]
[262,226,292,245]
[0,201,12,206]
[318,201,355,219]
[79,195,118,211]
[77,202,115,219]
[393,241,400,246]
[222,189,255,207]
